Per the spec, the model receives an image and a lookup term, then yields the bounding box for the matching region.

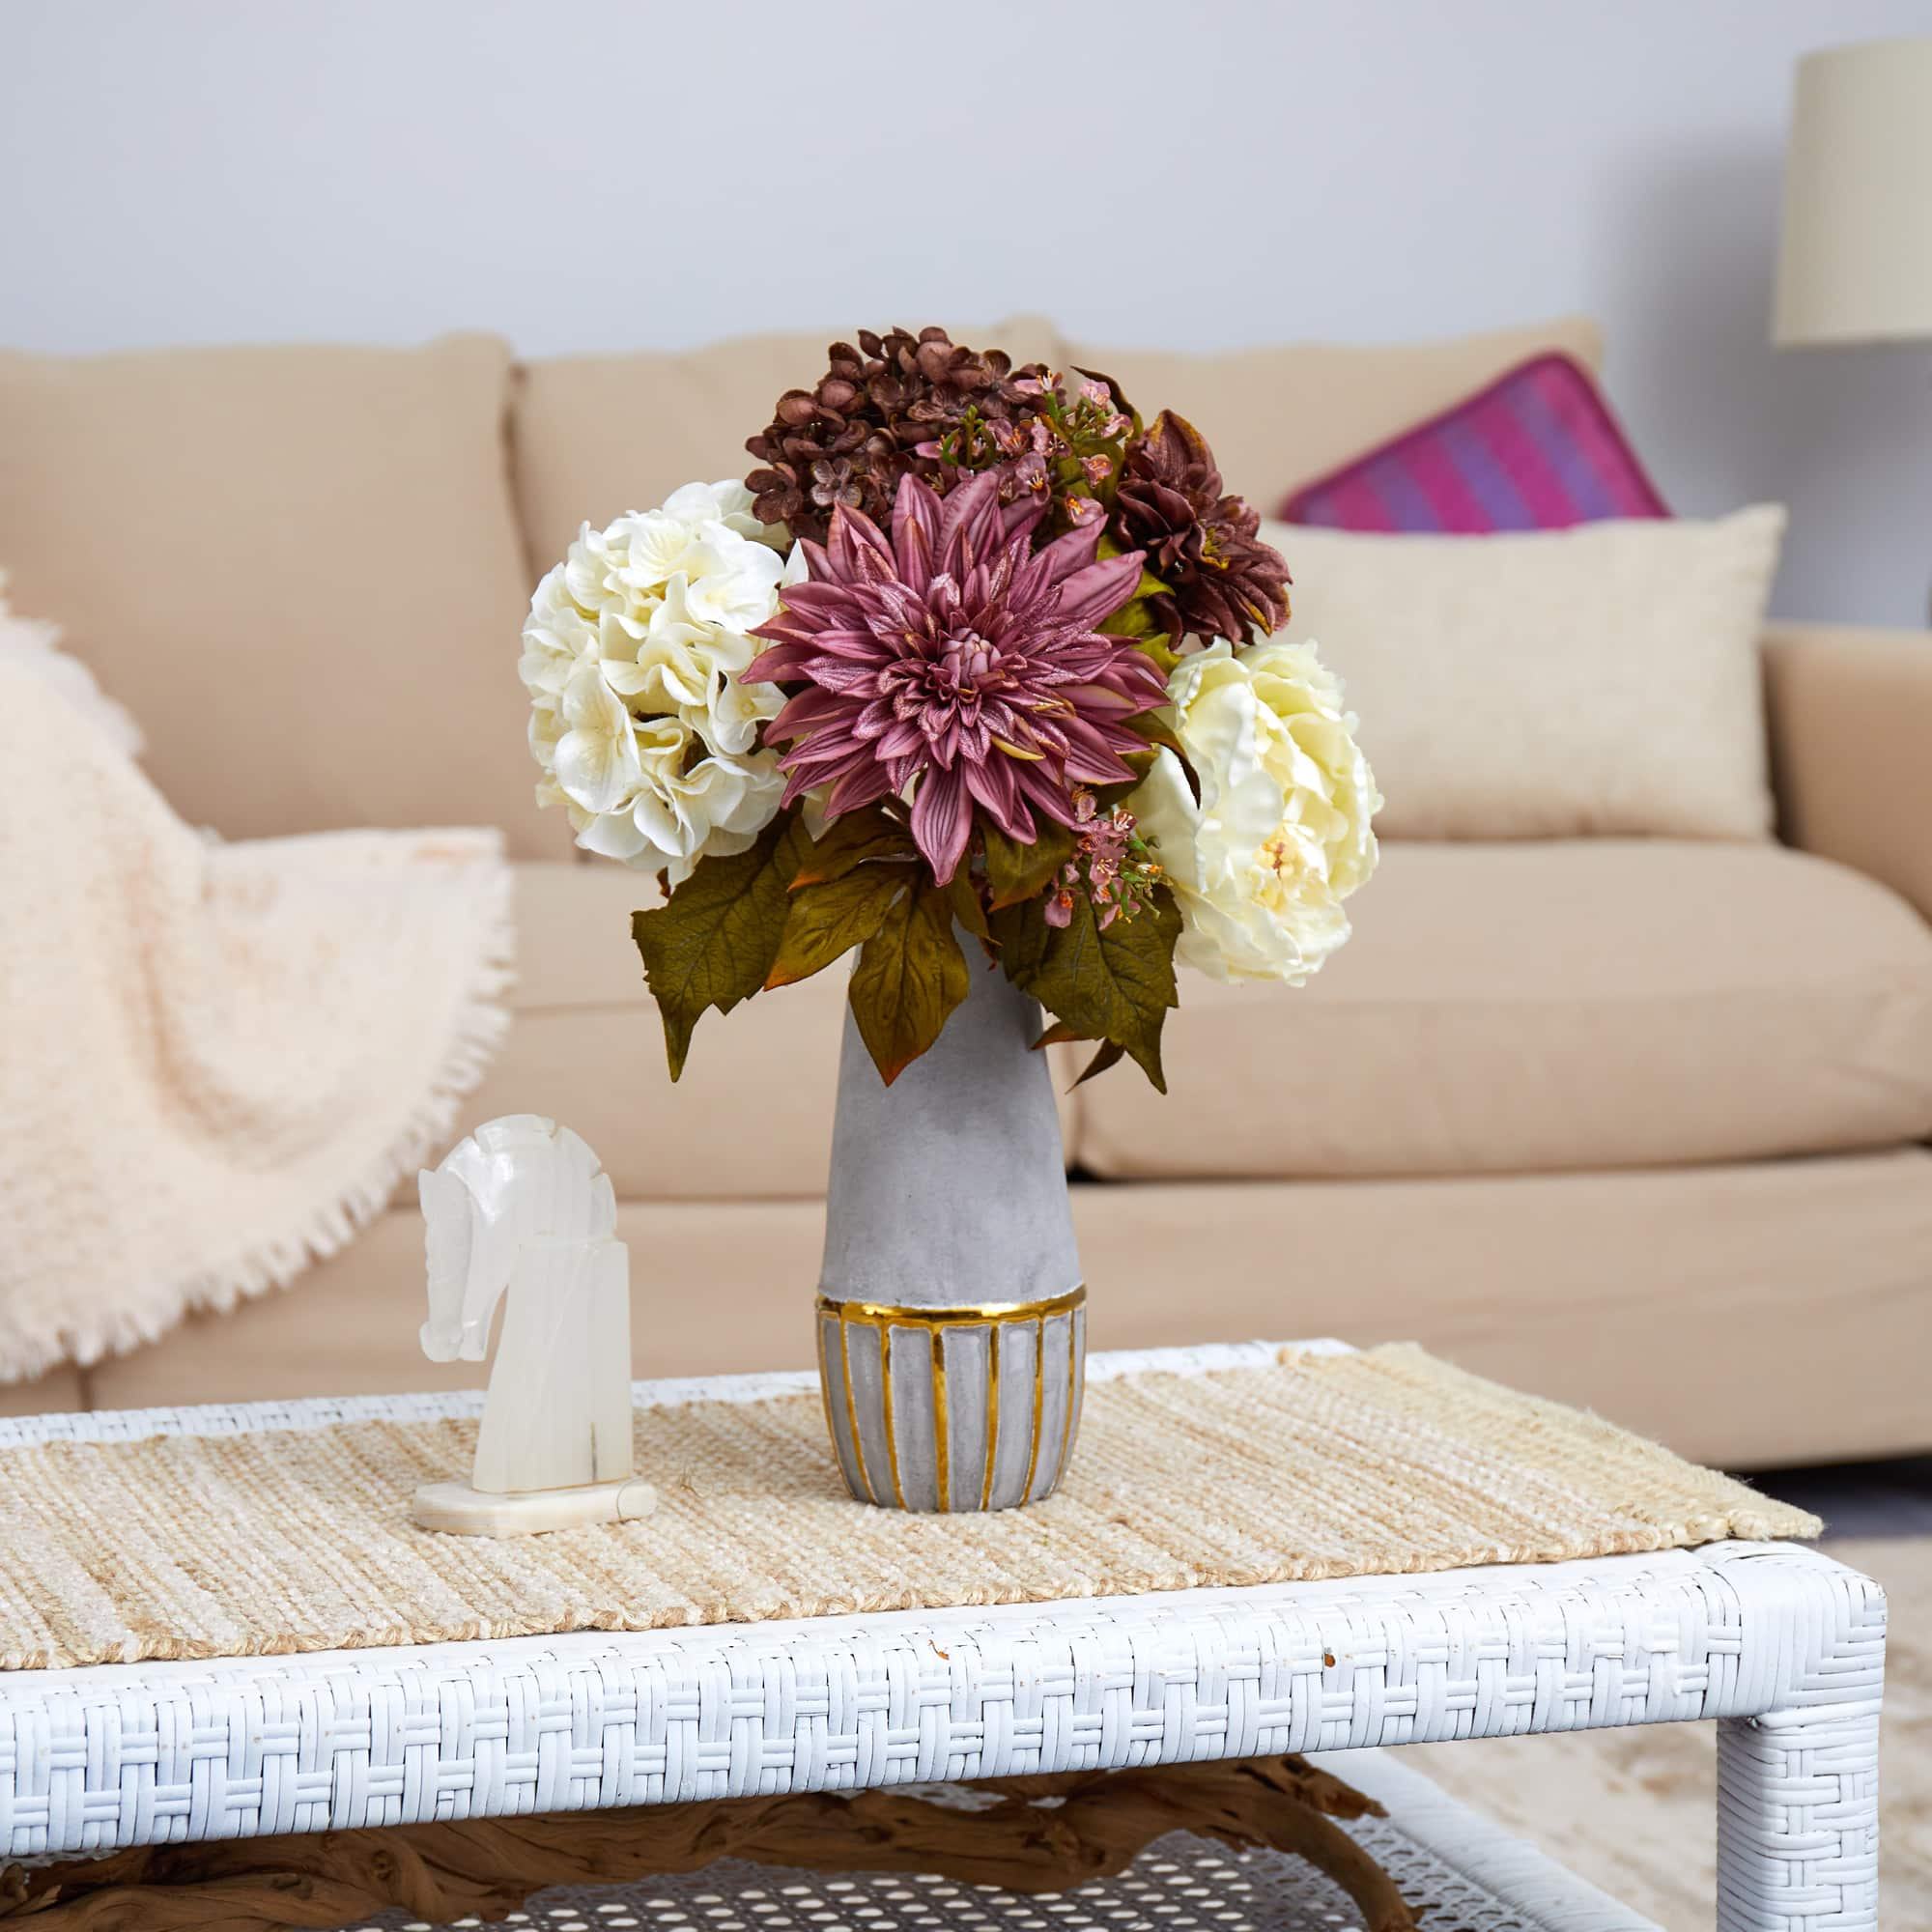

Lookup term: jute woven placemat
[0,1345,1816,1671]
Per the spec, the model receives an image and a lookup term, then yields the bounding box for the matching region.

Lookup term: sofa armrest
[1764,620,1932,923]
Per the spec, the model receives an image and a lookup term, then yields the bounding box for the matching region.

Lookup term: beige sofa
[3,316,1928,1467]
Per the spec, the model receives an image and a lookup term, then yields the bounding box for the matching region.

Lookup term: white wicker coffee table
[0,1362,1887,1930]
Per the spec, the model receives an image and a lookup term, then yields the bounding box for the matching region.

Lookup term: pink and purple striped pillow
[1278,353,1667,532]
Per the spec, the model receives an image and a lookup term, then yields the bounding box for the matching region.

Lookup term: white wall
[3,0,1929,623]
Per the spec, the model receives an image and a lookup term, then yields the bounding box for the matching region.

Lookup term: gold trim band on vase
[813,1287,1087,1328]
[814,1287,1086,1513]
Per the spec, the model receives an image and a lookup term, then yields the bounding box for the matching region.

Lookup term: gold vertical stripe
[930,1327,951,1514]
[1021,1318,1045,1504]
[880,1323,908,1510]
[838,1313,874,1505]
[814,1313,836,1451]
[980,1324,1002,1511]
[1056,1308,1079,1491]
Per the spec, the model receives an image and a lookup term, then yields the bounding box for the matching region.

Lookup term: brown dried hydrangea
[1111,411,1292,648]
[745,327,1053,544]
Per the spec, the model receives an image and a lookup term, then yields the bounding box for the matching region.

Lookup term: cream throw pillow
[1263,507,1786,839]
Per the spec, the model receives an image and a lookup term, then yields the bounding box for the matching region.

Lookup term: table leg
[1716,1696,1882,1931]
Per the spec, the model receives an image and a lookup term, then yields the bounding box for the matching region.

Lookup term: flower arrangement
[521,327,1379,1090]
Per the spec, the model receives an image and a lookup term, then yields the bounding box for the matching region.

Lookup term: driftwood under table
[0,1378,1889,1931]
[2,1752,1415,1930]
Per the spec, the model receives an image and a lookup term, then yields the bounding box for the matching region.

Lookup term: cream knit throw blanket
[0,652,513,1381]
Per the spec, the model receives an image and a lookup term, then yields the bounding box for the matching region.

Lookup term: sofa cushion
[1268,507,1784,840]
[1062,316,1604,516]
[469,863,1077,1199]
[1076,841,1932,1179]
[71,1149,1932,1468]
[0,335,554,855]
[512,317,1065,577]
[81,1199,833,1408]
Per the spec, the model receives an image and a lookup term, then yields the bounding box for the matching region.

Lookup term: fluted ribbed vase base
[815,1289,1087,1513]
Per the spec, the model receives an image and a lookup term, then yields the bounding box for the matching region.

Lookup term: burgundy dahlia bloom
[745,470,1167,884]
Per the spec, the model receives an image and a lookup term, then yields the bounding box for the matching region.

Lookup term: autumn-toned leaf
[848,878,970,1085]
[1072,1039,1127,1087]
[992,888,1180,1091]
[766,865,909,989]
[1088,745,1161,815]
[631,812,811,1080]
[981,820,1074,911]
[1128,708,1186,757]
[947,869,992,942]
[1030,1017,1086,1051]
[1027,1017,1129,1089]
[787,805,915,887]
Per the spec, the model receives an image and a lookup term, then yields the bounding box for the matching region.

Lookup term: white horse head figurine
[419,1115,614,1363]
[412,1115,654,1536]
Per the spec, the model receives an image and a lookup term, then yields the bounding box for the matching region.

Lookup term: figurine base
[412,1476,659,1537]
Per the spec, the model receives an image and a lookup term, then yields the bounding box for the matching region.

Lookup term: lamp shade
[1773,35,1932,347]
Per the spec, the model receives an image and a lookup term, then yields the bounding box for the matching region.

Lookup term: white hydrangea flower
[528,664,784,887]
[520,482,796,880]
[1130,639,1380,984]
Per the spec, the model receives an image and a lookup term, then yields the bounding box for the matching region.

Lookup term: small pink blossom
[1008,452,1051,499]
[1049,795,1165,929]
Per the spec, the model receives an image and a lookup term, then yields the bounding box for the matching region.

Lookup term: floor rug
[1408,1532,1928,1925]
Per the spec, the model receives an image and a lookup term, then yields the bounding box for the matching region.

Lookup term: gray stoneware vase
[813,952,1086,1512]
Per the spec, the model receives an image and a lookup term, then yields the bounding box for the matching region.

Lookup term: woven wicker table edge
[0,1542,1879,1839]
[0,1349,1886,1929]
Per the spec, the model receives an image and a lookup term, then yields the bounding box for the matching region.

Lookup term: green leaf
[631,812,811,1080]
[788,805,915,887]
[981,820,1074,911]
[1097,570,1180,650]
[992,889,1180,1092]
[848,878,970,1085]
[766,865,909,989]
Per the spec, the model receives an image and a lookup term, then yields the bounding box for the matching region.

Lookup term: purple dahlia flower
[745,470,1166,884]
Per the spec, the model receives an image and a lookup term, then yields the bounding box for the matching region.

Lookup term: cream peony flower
[1130,639,1379,984]
[521,482,795,881]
